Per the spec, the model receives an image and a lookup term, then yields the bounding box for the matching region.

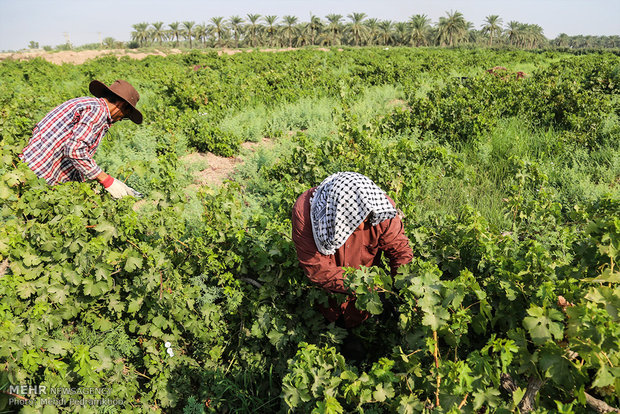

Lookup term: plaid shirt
[20,97,111,185]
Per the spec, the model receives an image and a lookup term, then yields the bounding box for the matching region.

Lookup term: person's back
[22,96,110,184]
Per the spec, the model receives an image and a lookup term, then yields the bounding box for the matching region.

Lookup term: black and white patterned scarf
[310,172,397,255]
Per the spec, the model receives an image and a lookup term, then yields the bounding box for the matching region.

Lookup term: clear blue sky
[1,0,618,51]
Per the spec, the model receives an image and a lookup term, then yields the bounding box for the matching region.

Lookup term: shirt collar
[98,97,113,123]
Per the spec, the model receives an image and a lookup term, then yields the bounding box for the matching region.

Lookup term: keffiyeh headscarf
[310,172,397,255]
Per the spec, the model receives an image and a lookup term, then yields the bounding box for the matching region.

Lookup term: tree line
[118,11,619,50]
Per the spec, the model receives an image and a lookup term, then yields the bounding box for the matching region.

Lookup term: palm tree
[218,28,232,48]
[282,15,298,48]
[571,35,586,48]
[168,22,181,47]
[554,33,570,47]
[131,22,149,47]
[482,15,503,46]
[505,21,521,47]
[229,16,244,48]
[263,15,279,47]
[246,14,262,47]
[465,21,478,44]
[307,15,323,46]
[393,22,408,46]
[210,17,226,47]
[295,23,311,47]
[193,23,208,47]
[150,22,166,46]
[364,18,380,46]
[347,12,369,46]
[437,10,467,46]
[523,24,545,48]
[300,21,313,46]
[182,21,196,48]
[378,20,394,46]
[409,14,431,46]
[325,14,343,46]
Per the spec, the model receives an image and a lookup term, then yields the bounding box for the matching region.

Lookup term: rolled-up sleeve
[63,121,103,179]
[292,190,349,294]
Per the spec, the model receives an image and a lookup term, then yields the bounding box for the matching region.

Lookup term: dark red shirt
[292,187,413,327]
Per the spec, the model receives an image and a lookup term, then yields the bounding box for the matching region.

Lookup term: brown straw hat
[89,79,143,124]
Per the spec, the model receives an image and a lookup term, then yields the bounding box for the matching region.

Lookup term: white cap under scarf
[309,172,397,256]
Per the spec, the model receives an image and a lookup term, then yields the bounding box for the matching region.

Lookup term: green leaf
[94,221,118,241]
[124,250,143,272]
[523,306,564,346]
[4,171,21,186]
[127,297,144,313]
[152,315,168,329]
[373,382,395,402]
[108,295,125,313]
[48,285,68,304]
[340,370,357,381]
[312,396,343,414]
[397,395,424,414]
[93,317,113,331]
[150,325,164,338]
[512,387,526,407]
[0,182,12,200]
[46,339,72,356]
[91,345,114,372]
[22,251,41,267]
[82,279,109,296]
[583,269,620,284]
[422,306,450,331]
[17,282,36,299]
[365,295,384,315]
[540,345,574,388]
[592,365,617,388]
[472,387,500,410]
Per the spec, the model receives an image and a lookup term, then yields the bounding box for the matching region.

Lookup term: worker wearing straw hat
[20,79,144,198]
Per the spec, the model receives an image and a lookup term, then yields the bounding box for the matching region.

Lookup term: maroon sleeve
[291,189,349,294]
[378,197,413,275]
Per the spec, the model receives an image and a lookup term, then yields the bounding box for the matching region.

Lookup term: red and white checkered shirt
[20,97,112,185]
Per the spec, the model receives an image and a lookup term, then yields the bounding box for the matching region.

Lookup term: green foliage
[1,48,619,413]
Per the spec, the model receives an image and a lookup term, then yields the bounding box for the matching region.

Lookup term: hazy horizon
[1,0,619,52]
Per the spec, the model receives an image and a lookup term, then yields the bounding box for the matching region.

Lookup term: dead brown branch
[0,258,8,277]
[239,277,262,289]
[500,373,545,413]
[519,376,545,413]
[433,330,441,408]
[501,372,620,414]
[585,392,620,413]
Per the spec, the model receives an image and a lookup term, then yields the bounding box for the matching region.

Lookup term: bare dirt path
[0,49,182,64]
[181,138,274,188]
[0,47,336,65]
